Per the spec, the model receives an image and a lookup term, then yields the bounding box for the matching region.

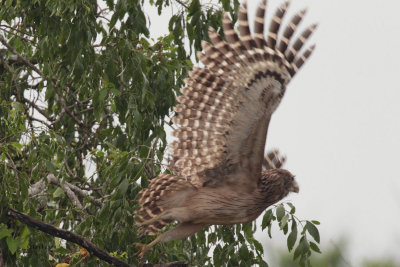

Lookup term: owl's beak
[290,180,300,193]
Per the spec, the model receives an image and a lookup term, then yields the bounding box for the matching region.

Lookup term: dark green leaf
[293,236,309,261]
[118,178,129,196]
[310,241,321,253]
[253,239,264,254]
[276,204,285,222]
[305,221,320,243]
[262,209,273,230]
[279,214,289,230]
[287,202,296,214]
[287,219,297,251]
[0,225,13,239]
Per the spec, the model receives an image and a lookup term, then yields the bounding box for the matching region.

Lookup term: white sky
[145,0,400,265]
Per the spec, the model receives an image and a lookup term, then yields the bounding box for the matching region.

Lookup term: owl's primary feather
[134,0,316,257]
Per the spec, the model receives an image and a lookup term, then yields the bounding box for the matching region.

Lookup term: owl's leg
[134,222,207,258]
[136,211,168,227]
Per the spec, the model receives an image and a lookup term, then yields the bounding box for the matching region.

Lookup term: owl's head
[259,169,299,203]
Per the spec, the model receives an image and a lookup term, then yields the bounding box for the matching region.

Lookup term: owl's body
[134,0,316,257]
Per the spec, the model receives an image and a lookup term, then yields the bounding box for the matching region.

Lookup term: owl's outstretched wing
[170,0,316,188]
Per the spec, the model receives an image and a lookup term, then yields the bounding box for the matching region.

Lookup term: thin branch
[0,26,35,43]
[50,109,65,126]
[28,179,46,197]
[0,35,85,128]
[67,183,103,208]
[174,0,189,9]
[0,24,34,40]
[62,183,84,209]
[23,97,54,122]
[53,84,85,127]
[0,35,43,76]
[7,208,133,267]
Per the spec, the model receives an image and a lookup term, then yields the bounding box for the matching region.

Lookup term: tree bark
[140,262,188,267]
[7,208,132,267]
[7,208,188,267]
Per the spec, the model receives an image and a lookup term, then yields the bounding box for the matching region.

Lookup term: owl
[134,0,316,257]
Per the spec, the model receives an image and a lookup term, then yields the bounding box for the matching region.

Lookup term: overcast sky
[145,0,400,265]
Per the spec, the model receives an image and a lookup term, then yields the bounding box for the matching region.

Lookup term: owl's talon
[134,243,150,258]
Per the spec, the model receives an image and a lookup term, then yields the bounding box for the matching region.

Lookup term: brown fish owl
[134,0,316,257]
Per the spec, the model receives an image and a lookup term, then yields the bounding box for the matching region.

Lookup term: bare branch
[23,97,54,122]
[7,208,133,267]
[28,179,46,197]
[67,183,103,208]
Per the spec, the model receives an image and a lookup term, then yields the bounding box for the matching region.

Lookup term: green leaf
[293,236,309,260]
[45,160,57,173]
[305,221,320,243]
[99,88,108,102]
[5,0,12,8]
[311,220,320,225]
[11,101,24,113]
[253,239,264,254]
[53,187,65,198]
[287,202,296,214]
[19,236,30,249]
[20,225,30,239]
[11,142,23,151]
[118,178,129,196]
[276,204,285,222]
[310,241,321,253]
[261,209,273,230]
[243,223,253,242]
[287,219,297,251]
[6,236,19,254]
[267,223,272,238]
[0,225,13,239]
[279,214,289,230]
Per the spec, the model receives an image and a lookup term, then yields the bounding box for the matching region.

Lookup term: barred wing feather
[170,0,316,187]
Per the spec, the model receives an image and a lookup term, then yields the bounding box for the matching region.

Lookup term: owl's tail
[135,173,195,235]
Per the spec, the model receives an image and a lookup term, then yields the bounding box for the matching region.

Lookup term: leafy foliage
[0,0,320,266]
[261,203,321,267]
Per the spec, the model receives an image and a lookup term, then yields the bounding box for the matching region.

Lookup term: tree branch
[140,262,188,267]
[0,35,43,76]
[7,208,133,267]
[174,0,189,9]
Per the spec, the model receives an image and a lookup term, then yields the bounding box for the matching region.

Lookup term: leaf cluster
[262,203,321,267]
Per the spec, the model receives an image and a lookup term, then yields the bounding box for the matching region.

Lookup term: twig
[23,97,54,122]
[67,183,103,208]
[174,0,189,9]
[0,35,85,128]
[0,35,43,76]
[7,208,133,267]
[0,24,34,40]
[62,183,84,209]
[0,26,35,43]
[28,179,46,197]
